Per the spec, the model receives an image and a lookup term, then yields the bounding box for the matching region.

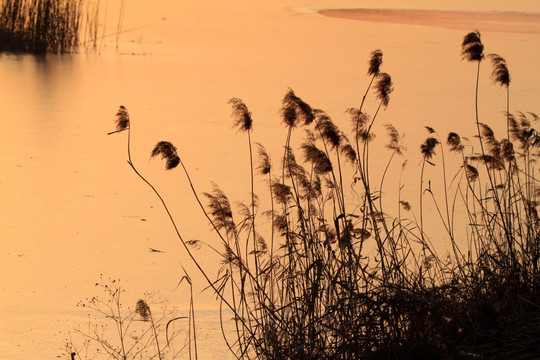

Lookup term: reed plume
[256,143,271,175]
[373,72,393,109]
[272,182,292,205]
[229,98,253,132]
[203,184,235,233]
[500,138,515,162]
[115,105,130,131]
[464,163,479,181]
[479,124,504,169]
[347,108,371,142]
[447,132,464,152]
[489,53,512,141]
[340,143,357,164]
[136,299,151,321]
[314,110,342,148]
[384,123,405,155]
[508,112,524,144]
[281,89,315,128]
[151,141,180,170]
[301,142,333,175]
[368,49,383,76]
[479,123,497,147]
[400,200,411,211]
[421,137,439,159]
[488,54,510,87]
[508,112,539,151]
[461,30,484,62]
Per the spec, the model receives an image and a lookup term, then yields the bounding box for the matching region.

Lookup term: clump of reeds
[0,0,88,53]
[110,32,540,359]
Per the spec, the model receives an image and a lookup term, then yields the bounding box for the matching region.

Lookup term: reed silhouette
[0,0,86,53]
[109,32,540,359]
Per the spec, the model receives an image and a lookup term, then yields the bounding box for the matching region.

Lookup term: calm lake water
[1,0,540,358]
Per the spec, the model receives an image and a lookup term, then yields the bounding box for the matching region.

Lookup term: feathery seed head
[115,105,130,131]
[528,112,539,123]
[347,108,374,142]
[281,89,314,127]
[488,54,510,87]
[368,49,383,76]
[272,182,292,205]
[135,299,151,321]
[229,98,253,132]
[384,123,405,155]
[204,184,235,233]
[400,200,411,211]
[479,124,502,167]
[500,138,515,162]
[374,72,393,108]
[447,132,464,152]
[301,142,333,175]
[465,164,479,181]
[151,141,180,170]
[508,113,524,143]
[461,30,484,62]
[315,111,342,148]
[222,244,242,267]
[281,105,297,127]
[340,143,357,164]
[518,111,533,129]
[421,137,439,159]
[255,235,268,256]
[479,123,499,150]
[255,143,271,175]
[425,126,436,134]
[273,213,289,233]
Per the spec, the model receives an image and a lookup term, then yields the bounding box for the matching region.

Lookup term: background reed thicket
[0,0,124,53]
[105,31,539,359]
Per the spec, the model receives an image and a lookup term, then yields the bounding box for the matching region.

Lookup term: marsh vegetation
[0,0,125,53]
[96,31,540,359]
[0,0,84,53]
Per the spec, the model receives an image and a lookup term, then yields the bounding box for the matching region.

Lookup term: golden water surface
[1,0,540,358]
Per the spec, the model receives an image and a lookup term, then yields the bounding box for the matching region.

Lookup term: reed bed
[0,0,95,53]
[110,32,540,359]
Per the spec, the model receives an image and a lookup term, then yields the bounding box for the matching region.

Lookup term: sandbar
[318,8,540,34]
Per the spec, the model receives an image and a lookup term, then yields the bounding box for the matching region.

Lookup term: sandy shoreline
[318,8,540,34]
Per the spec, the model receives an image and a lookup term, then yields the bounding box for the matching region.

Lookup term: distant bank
[318,8,540,34]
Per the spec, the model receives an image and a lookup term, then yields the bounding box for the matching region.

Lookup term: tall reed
[111,32,540,359]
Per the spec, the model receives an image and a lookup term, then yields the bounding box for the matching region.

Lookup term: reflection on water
[1,0,540,358]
